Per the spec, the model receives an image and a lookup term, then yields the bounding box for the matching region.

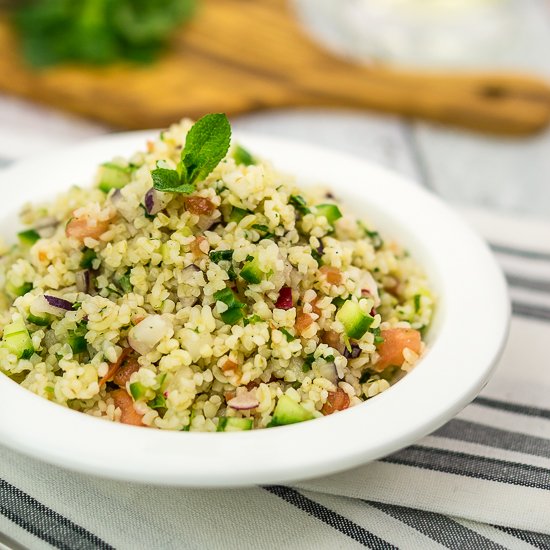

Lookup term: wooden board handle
[296,66,550,136]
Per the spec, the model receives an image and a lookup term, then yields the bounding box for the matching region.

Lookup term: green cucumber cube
[98,162,131,193]
[268,395,314,427]
[217,417,254,432]
[336,300,374,340]
[2,319,34,359]
[17,229,41,246]
[240,257,263,284]
[315,204,343,225]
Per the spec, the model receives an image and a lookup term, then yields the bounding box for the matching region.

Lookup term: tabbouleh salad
[0,114,434,431]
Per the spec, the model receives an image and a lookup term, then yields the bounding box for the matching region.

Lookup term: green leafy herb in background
[152,113,231,194]
[13,0,196,67]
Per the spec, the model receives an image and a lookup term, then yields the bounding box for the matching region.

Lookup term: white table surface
[0,0,549,221]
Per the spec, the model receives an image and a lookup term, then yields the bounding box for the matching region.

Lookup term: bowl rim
[0,131,510,487]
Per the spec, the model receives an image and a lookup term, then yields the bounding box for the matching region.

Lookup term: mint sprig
[152,113,231,194]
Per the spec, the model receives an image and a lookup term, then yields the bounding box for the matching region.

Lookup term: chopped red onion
[318,361,337,384]
[144,188,171,216]
[32,294,74,316]
[44,294,73,311]
[75,270,91,293]
[344,344,361,360]
[128,314,171,355]
[196,216,216,231]
[275,286,293,310]
[227,391,259,410]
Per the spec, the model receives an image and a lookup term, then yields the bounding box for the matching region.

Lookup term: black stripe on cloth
[512,301,550,322]
[263,485,397,549]
[492,525,550,550]
[474,396,550,421]
[0,479,113,550]
[435,418,550,459]
[507,273,550,294]
[367,501,507,550]
[382,446,550,490]
[491,243,550,262]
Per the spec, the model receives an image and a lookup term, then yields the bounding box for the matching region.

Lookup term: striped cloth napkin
[1,207,549,550]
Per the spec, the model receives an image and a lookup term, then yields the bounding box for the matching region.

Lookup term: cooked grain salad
[0,114,434,431]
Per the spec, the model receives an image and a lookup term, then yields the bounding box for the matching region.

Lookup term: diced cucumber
[98,162,131,193]
[220,307,245,325]
[268,395,314,427]
[336,300,374,340]
[315,204,342,225]
[232,145,256,166]
[2,319,34,359]
[129,381,147,400]
[217,417,254,432]
[6,281,33,297]
[229,207,250,223]
[240,257,263,284]
[67,334,87,353]
[27,313,51,326]
[17,229,40,246]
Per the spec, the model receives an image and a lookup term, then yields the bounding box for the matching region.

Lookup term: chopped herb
[80,248,97,269]
[229,207,251,223]
[302,354,315,372]
[414,294,421,312]
[139,204,156,220]
[243,314,262,326]
[152,113,231,194]
[324,355,335,362]
[279,327,296,341]
[359,222,384,250]
[251,224,274,239]
[117,272,133,294]
[149,394,166,409]
[71,302,82,310]
[6,281,33,297]
[332,296,346,309]
[233,144,256,166]
[359,371,371,384]
[67,323,87,354]
[209,249,234,263]
[311,247,323,266]
[289,194,310,215]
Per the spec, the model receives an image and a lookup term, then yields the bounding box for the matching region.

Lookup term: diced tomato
[275,286,293,310]
[66,214,112,241]
[222,359,238,373]
[99,348,132,387]
[295,311,313,335]
[311,299,322,317]
[113,357,141,388]
[322,388,350,415]
[321,330,343,352]
[320,265,342,286]
[190,236,209,258]
[374,328,421,372]
[112,389,144,426]
[185,196,216,216]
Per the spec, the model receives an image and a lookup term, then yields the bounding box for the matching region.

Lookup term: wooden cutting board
[1,0,549,135]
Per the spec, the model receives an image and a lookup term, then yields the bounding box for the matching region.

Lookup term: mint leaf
[151,168,181,191]
[181,113,231,185]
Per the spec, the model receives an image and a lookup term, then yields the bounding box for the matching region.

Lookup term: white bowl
[0,132,509,487]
